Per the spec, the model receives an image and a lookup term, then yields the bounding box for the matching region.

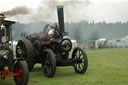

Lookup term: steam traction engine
[16,6,88,78]
[0,14,29,85]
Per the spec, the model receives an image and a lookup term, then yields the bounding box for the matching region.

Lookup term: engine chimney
[0,14,5,25]
[57,5,65,34]
[0,14,5,41]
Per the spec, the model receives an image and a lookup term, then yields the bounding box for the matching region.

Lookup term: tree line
[12,21,128,42]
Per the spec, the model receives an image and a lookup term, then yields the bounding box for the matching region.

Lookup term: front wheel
[14,61,29,85]
[42,49,56,78]
[72,47,88,74]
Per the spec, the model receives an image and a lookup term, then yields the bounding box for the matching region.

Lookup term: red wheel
[14,61,29,85]
[15,67,22,82]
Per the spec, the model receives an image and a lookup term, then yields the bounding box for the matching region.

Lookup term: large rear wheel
[72,47,88,74]
[16,39,35,71]
[14,61,29,85]
[42,49,56,78]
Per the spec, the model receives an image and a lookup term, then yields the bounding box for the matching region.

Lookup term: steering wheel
[21,32,28,38]
[44,24,52,34]
[43,24,59,38]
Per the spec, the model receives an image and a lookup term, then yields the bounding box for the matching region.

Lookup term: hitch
[0,66,21,79]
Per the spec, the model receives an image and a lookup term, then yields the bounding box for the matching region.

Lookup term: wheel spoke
[78,64,82,71]
[80,63,84,68]
[76,64,79,70]
[78,50,80,56]
[81,61,85,63]
[80,56,84,60]
[79,53,83,57]
[75,55,77,59]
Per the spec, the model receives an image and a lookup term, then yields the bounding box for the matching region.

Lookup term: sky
[0,0,128,23]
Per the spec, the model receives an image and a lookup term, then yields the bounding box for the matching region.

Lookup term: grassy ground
[1,48,128,85]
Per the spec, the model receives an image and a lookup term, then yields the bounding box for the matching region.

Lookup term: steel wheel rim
[74,49,85,72]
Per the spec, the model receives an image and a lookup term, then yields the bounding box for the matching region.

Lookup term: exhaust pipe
[0,14,5,41]
[0,14,5,25]
[57,5,65,34]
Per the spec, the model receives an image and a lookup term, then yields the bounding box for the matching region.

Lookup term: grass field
[1,48,128,85]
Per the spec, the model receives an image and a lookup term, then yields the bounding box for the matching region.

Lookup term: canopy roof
[4,20,15,26]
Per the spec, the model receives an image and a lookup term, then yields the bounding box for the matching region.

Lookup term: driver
[40,23,57,42]
[48,28,55,42]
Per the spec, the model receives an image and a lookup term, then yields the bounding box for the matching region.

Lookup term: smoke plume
[1,6,30,16]
[29,0,90,23]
